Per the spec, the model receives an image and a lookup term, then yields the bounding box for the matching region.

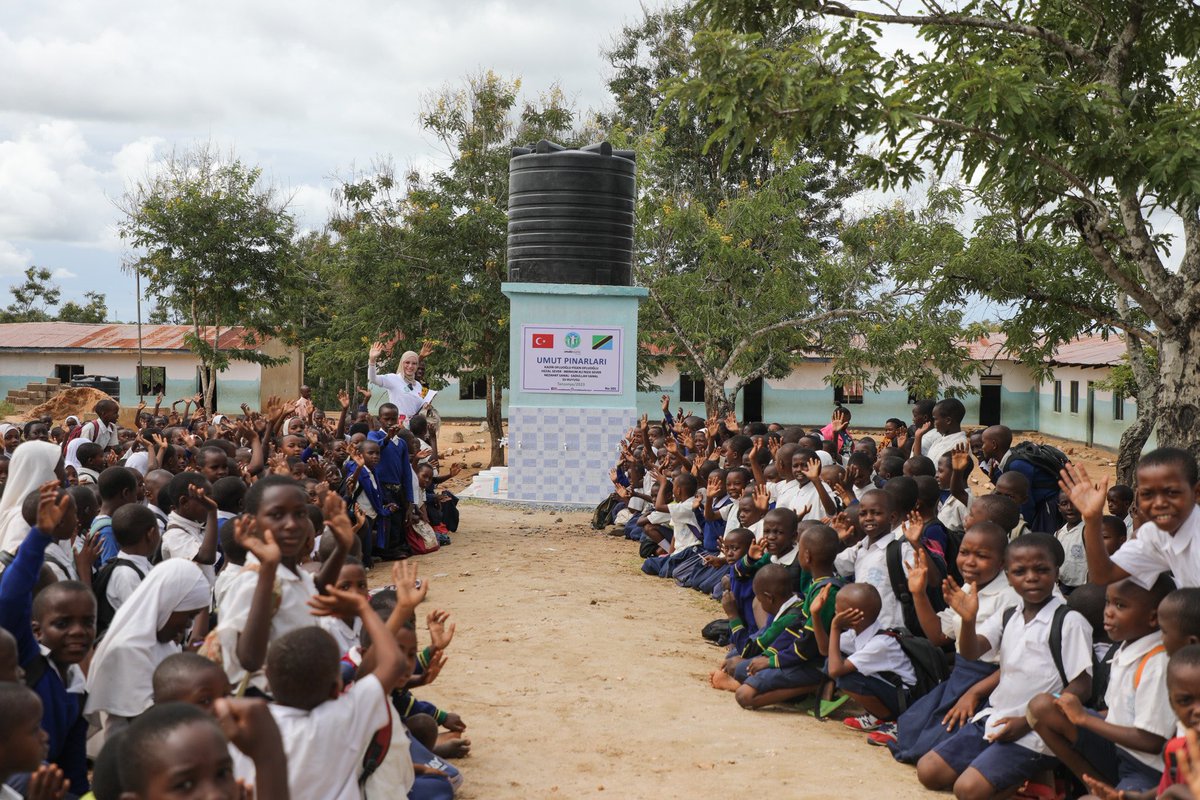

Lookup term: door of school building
[979,375,1002,426]
[742,377,763,423]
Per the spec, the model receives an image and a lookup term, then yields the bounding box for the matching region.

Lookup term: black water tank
[70,375,120,400]
[507,140,636,286]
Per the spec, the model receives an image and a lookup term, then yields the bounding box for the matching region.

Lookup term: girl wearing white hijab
[85,559,211,737]
[0,423,19,454]
[0,440,62,556]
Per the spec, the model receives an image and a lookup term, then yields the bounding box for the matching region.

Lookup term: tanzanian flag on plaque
[591,334,614,351]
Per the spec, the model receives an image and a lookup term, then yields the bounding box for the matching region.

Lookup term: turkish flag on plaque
[531,333,554,349]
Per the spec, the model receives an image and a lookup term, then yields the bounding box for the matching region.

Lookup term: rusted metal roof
[965,333,1125,367]
[0,323,258,352]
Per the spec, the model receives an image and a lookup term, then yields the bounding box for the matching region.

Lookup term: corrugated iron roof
[0,322,259,352]
[964,332,1125,366]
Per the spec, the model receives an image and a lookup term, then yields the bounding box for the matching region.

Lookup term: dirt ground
[393,426,1120,799]
[377,501,938,799]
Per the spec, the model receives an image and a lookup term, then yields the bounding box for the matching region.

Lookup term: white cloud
[51,268,77,280]
[0,241,33,277]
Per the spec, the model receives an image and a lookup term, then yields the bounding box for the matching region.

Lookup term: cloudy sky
[0,0,659,321]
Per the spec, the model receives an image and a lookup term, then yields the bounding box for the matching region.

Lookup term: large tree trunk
[486,376,505,468]
[704,376,734,419]
[1115,405,1155,487]
[1150,330,1200,464]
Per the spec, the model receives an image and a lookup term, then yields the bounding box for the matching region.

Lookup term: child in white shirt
[918,533,1094,798]
[317,558,368,656]
[1055,494,1088,589]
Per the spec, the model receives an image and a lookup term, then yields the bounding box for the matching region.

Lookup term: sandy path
[378,502,935,799]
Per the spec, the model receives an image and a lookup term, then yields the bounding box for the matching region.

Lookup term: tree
[118,144,300,409]
[323,73,579,466]
[2,266,61,322]
[678,0,1200,464]
[57,291,108,324]
[605,8,976,417]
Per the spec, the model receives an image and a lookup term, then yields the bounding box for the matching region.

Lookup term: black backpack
[1009,442,1070,488]
[92,558,147,637]
[879,627,951,711]
[886,539,948,639]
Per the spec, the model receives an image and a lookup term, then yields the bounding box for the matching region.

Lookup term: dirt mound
[8,387,115,424]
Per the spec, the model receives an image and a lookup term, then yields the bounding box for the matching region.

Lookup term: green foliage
[57,291,108,324]
[680,0,1200,460]
[1,268,107,324]
[2,267,61,322]
[118,144,299,407]
[605,7,978,414]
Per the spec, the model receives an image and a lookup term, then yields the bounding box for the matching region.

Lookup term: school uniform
[937,490,971,532]
[76,466,100,486]
[683,496,734,592]
[42,540,78,582]
[0,529,90,793]
[232,673,392,800]
[1056,521,1088,588]
[318,615,363,657]
[936,572,1019,663]
[105,552,153,613]
[212,561,243,614]
[1071,632,1173,791]
[833,529,914,630]
[932,595,1093,792]
[744,580,839,694]
[926,431,967,467]
[347,460,390,561]
[780,480,832,521]
[89,513,118,565]
[642,500,703,581]
[1112,505,1200,589]
[852,482,873,501]
[215,556,318,691]
[85,561,212,727]
[836,619,917,717]
[160,511,216,585]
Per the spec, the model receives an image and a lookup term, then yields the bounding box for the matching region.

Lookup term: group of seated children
[607,397,1200,799]
[0,387,471,800]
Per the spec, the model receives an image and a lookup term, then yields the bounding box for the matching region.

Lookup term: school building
[433,334,1136,450]
[0,322,302,415]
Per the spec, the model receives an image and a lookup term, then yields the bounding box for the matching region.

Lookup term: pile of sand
[8,387,114,424]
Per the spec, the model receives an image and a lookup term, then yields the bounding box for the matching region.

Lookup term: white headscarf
[64,438,86,471]
[0,440,61,555]
[65,415,80,428]
[85,560,212,717]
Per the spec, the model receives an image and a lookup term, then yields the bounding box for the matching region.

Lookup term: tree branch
[1074,212,1177,335]
[816,2,1101,69]
[723,307,882,373]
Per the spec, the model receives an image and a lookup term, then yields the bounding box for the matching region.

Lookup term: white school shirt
[212,562,243,614]
[43,541,78,581]
[936,572,1020,663]
[106,552,153,612]
[852,482,873,501]
[745,518,765,541]
[919,429,942,457]
[160,512,216,585]
[1104,632,1175,771]
[215,556,318,690]
[1112,505,1200,589]
[771,479,796,507]
[725,502,747,536]
[1056,522,1089,587]
[972,596,1093,754]
[771,543,799,567]
[76,418,119,450]
[833,528,913,629]
[937,493,972,532]
[231,673,391,800]
[782,481,831,522]
[668,500,701,551]
[76,467,99,486]
[318,615,363,657]
[839,619,916,686]
[926,431,968,466]
[123,450,150,475]
[1124,514,1134,538]
[362,699,416,798]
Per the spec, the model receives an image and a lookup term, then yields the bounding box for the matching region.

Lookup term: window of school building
[54,364,84,385]
[459,377,487,400]
[1114,390,1125,420]
[1053,380,1062,412]
[833,379,864,405]
[679,374,705,403]
[1069,380,1080,413]
[137,365,166,396]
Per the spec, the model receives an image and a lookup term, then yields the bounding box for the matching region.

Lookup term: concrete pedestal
[502,282,648,506]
